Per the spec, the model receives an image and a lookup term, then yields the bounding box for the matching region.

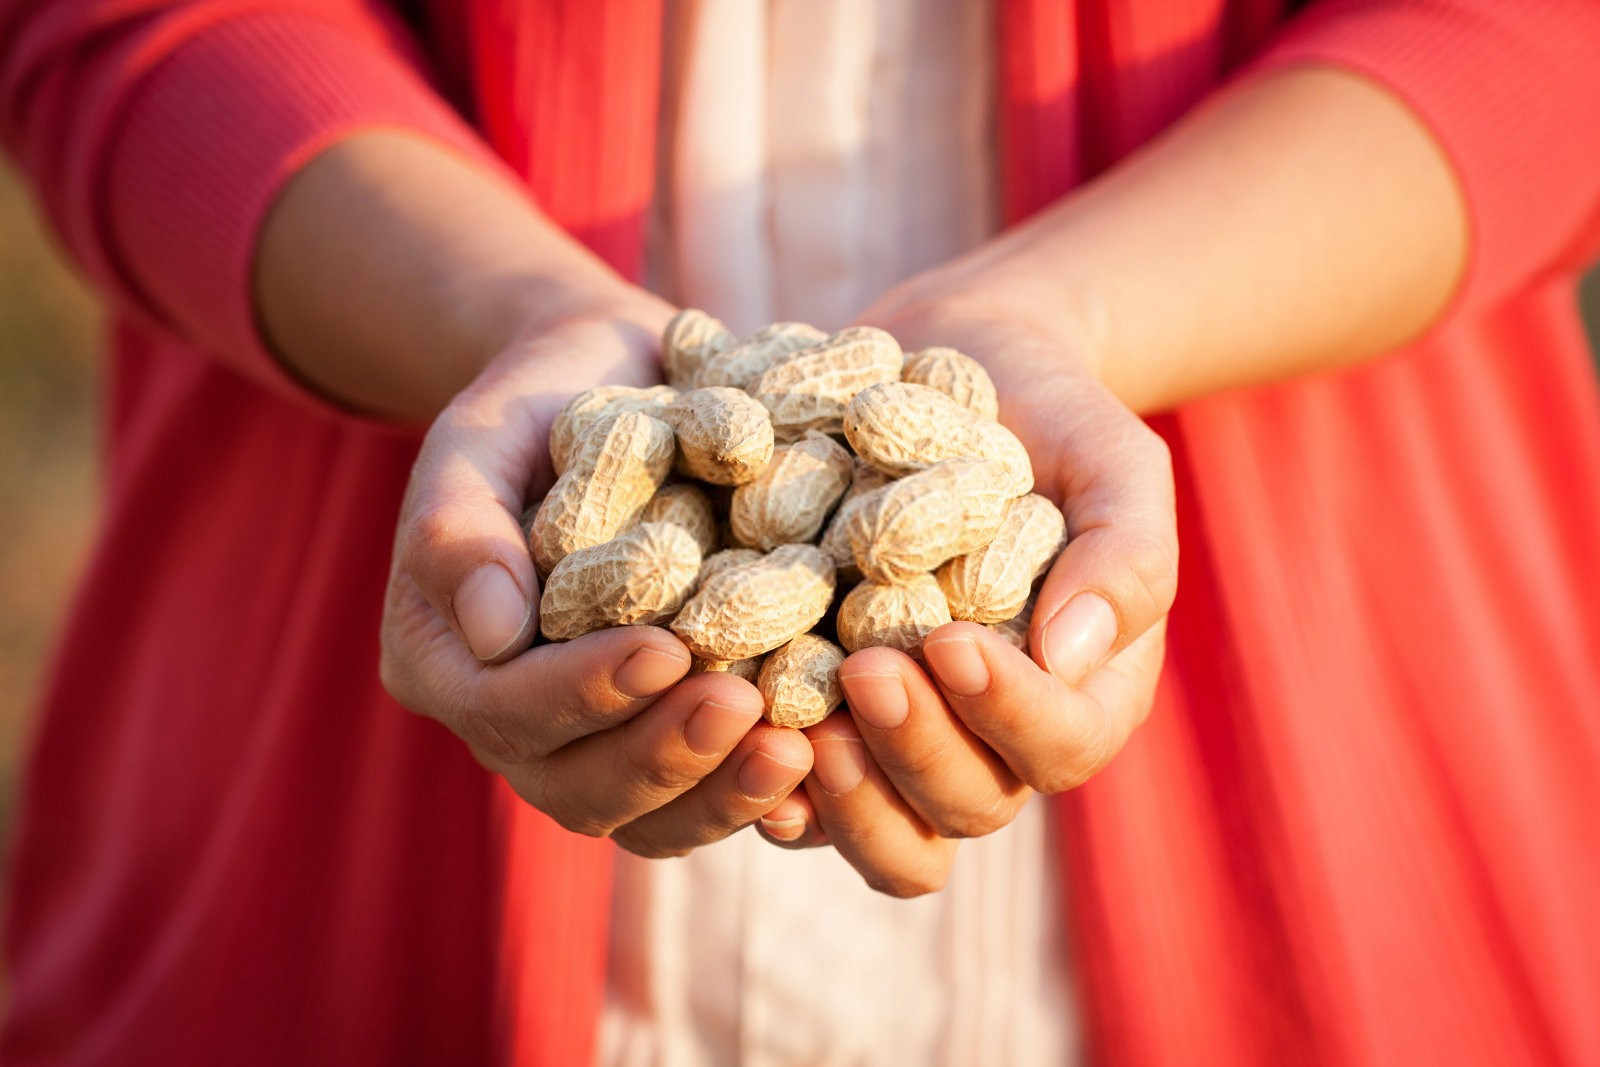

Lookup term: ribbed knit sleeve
[0,2,495,395]
[1253,0,1600,319]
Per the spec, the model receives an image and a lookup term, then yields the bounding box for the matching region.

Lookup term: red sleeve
[1251,0,1600,319]
[0,1,497,396]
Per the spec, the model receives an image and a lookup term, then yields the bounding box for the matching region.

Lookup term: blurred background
[1,157,1599,934]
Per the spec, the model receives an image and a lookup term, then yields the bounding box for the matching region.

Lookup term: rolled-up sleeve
[1253,0,1600,319]
[0,2,495,392]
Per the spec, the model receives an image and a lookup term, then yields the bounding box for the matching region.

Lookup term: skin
[257,67,1466,890]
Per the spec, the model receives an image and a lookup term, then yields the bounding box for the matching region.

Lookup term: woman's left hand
[756,285,1178,897]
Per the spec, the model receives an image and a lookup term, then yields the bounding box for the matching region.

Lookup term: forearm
[255,131,670,422]
[931,66,1469,414]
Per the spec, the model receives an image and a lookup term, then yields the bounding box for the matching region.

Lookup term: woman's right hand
[378,308,813,857]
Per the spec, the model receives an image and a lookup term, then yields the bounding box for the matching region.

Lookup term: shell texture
[758,633,845,728]
[665,387,775,485]
[671,544,836,660]
[751,326,903,440]
[730,431,852,550]
[938,494,1065,622]
[539,522,702,640]
[836,574,953,656]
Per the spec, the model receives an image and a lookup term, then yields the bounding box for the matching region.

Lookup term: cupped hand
[380,306,812,857]
[760,289,1177,897]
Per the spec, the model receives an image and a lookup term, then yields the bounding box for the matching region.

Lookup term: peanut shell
[758,633,845,728]
[640,482,718,557]
[549,384,678,476]
[530,411,675,572]
[836,574,953,657]
[751,326,903,440]
[938,494,1065,623]
[671,544,836,660]
[665,387,775,485]
[696,547,764,589]
[662,308,736,389]
[845,459,1011,585]
[694,655,764,681]
[692,322,827,390]
[730,431,852,550]
[901,347,999,420]
[539,522,702,640]
[844,381,1032,495]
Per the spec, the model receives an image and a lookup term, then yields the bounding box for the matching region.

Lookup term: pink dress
[2,2,1599,1065]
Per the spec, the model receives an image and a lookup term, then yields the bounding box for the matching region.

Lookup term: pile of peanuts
[524,310,1066,729]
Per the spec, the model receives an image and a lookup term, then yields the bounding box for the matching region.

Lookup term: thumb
[395,396,547,664]
[1030,412,1178,684]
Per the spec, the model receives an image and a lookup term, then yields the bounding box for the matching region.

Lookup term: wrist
[861,239,1113,385]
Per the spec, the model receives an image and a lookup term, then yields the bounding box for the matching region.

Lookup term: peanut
[640,482,718,557]
[662,308,736,389]
[539,521,702,640]
[819,459,892,581]
[758,633,845,728]
[549,384,679,476]
[696,546,763,589]
[845,459,1012,584]
[693,322,827,390]
[529,411,675,572]
[836,574,953,656]
[694,655,764,681]
[671,544,836,660]
[938,493,1065,623]
[750,326,902,440]
[844,381,1032,495]
[901,347,999,420]
[730,431,852,550]
[665,387,775,485]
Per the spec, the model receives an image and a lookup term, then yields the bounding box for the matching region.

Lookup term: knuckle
[460,704,536,766]
[618,726,702,798]
[875,732,954,782]
[611,825,691,860]
[1032,738,1113,795]
[543,795,616,840]
[1123,529,1179,616]
[407,500,469,560]
[928,792,1016,840]
[864,863,950,899]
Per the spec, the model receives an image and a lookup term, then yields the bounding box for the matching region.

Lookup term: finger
[922,621,1161,794]
[756,790,829,849]
[839,646,1029,839]
[610,724,813,858]
[1032,408,1177,684]
[393,390,550,664]
[394,317,664,665]
[383,606,693,763]
[523,671,765,837]
[802,714,957,898]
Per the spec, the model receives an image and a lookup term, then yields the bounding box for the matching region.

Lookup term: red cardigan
[4,2,1600,1064]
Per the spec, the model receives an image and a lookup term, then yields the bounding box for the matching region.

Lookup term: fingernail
[1041,592,1118,684]
[614,645,691,698]
[455,564,529,661]
[841,671,909,730]
[758,796,809,841]
[810,738,867,796]
[923,636,990,697]
[759,814,807,841]
[684,697,759,756]
[737,749,808,800]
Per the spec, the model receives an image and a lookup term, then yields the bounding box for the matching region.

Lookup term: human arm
[1,2,811,855]
[776,1,1600,889]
